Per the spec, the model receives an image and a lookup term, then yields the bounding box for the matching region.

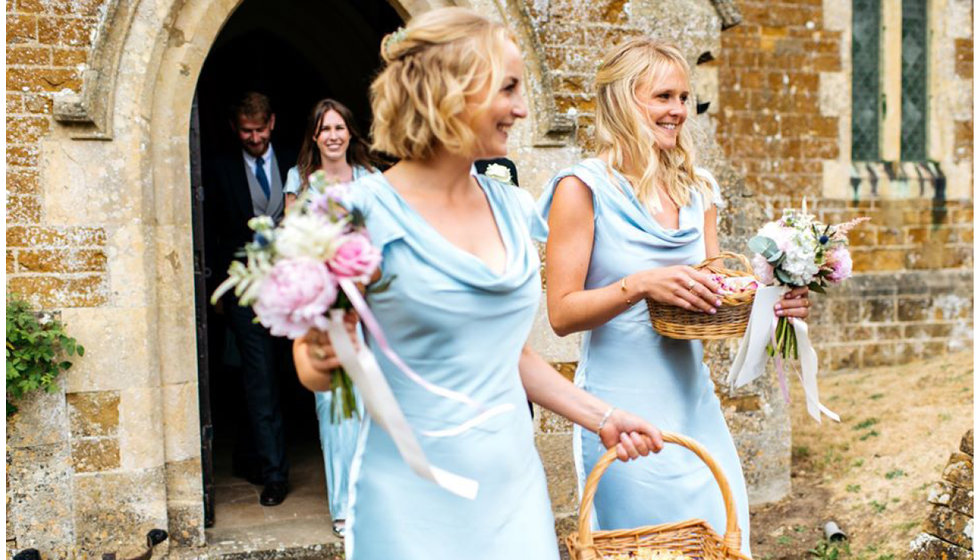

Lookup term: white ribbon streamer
[726,285,839,423]
[325,308,480,500]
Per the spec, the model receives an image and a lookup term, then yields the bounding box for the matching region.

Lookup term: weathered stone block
[6,442,75,554]
[166,502,204,548]
[923,506,973,549]
[536,432,578,514]
[897,298,932,322]
[71,438,121,472]
[73,468,168,558]
[909,532,972,560]
[861,343,898,367]
[7,145,39,167]
[942,452,973,490]
[67,391,120,437]
[6,45,52,65]
[6,274,108,308]
[18,248,108,273]
[7,194,41,223]
[960,429,972,457]
[6,225,107,248]
[927,480,974,516]
[119,386,166,470]
[23,92,53,114]
[6,381,69,448]
[538,405,574,434]
[165,458,203,503]
[6,14,38,44]
[861,298,896,323]
[163,383,201,462]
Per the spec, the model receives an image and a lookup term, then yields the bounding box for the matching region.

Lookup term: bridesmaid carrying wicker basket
[538,38,813,555]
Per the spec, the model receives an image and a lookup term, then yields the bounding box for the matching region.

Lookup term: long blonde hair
[370,8,516,160]
[595,38,711,212]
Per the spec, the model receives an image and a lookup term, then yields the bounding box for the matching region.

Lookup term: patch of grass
[870,500,887,513]
[896,520,920,531]
[938,413,952,422]
[859,430,880,441]
[885,469,906,480]
[793,524,807,533]
[809,539,850,560]
[776,534,794,545]
[870,393,884,400]
[854,417,879,430]
[793,445,812,459]
[846,483,862,493]
[853,458,865,467]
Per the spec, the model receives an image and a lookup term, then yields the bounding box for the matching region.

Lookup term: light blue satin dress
[284,164,374,523]
[538,158,751,554]
[343,172,557,560]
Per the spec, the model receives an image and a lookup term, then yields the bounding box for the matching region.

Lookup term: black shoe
[260,481,289,506]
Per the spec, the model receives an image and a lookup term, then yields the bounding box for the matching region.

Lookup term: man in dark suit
[205,91,292,506]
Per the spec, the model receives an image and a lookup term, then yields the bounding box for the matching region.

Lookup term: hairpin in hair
[383,27,408,59]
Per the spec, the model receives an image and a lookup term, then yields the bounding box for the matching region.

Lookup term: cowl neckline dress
[343,171,558,560]
[538,158,751,554]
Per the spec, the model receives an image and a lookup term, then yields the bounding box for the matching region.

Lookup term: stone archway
[105,0,552,552]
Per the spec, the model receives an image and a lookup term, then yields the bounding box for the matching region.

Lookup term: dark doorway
[190,0,401,541]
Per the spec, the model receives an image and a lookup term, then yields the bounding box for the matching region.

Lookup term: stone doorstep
[169,541,344,560]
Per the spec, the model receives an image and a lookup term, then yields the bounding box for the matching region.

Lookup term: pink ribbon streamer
[771,318,791,403]
[338,278,487,413]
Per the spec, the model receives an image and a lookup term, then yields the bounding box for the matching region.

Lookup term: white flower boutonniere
[484,163,513,185]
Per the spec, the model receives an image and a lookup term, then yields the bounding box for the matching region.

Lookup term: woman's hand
[775,286,810,319]
[293,310,360,391]
[598,408,665,462]
[631,265,723,314]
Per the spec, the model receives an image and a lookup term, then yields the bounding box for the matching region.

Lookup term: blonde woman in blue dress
[282,98,380,537]
[539,39,811,554]
[292,9,665,560]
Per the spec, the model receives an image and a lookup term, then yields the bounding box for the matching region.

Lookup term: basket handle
[696,251,754,278]
[576,431,742,553]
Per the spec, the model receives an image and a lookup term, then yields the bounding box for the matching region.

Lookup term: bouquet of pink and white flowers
[211,171,380,422]
[748,200,868,360]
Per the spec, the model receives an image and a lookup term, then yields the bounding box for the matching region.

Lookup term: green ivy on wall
[6,293,85,417]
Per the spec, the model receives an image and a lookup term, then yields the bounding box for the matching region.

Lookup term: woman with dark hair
[284,98,379,211]
[284,98,377,537]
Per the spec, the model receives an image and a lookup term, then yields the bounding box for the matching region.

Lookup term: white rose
[484,163,513,185]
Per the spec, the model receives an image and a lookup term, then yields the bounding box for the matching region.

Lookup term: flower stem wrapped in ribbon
[727,199,868,422]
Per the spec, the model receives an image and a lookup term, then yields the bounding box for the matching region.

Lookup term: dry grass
[749,350,973,559]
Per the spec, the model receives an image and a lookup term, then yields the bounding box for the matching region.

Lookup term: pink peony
[752,253,775,285]
[254,257,337,338]
[328,233,381,282]
[824,246,853,283]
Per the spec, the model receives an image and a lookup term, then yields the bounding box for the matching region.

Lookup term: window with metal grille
[850,1,930,162]
[900,0,928,161]
[852,0,881,161]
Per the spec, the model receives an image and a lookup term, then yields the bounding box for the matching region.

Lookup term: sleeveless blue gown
[285,164,372,524]
[343,172,558,560]
[538,158,751,554]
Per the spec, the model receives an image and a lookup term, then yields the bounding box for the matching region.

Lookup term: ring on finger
[686,279,696,291]
[312,347,327,360]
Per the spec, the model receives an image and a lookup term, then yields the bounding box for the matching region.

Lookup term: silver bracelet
[597,406,617,433]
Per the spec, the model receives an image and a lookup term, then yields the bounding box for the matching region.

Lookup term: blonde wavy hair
[370,8,516,160]
[595,38,711,212]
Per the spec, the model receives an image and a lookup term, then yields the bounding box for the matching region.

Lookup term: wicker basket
[565,432,751,560]
[647,252,757,340]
